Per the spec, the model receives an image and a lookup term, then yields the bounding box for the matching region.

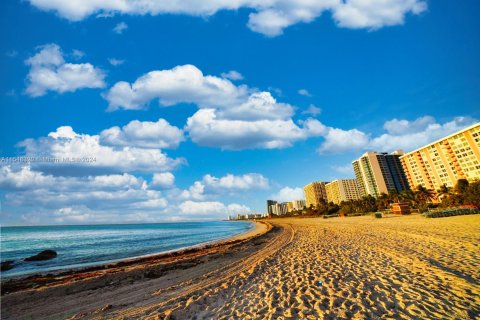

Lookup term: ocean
[0,221,253,278]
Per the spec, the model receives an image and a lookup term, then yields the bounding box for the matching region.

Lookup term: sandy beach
[2,215,479,319]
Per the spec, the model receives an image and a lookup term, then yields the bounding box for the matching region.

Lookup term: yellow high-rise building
[303,182,328,208]
[325,179,362,205]
[400,123,480,191]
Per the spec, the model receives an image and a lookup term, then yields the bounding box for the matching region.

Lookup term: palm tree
[437,184,451,203]
[388,189,400,203]
[415,185,432,205]
[376,193,390,210]
[399,189,416,206]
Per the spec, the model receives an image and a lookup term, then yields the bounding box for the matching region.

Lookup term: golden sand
[2,215,479,319]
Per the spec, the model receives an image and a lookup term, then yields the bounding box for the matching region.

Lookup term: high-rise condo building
[325,179,362,204]
[271,202,288,216]
[266,200,277,215]
[400,123,480,191]
[287,200,307,212]
[303,182,328,208]
[352,151,410,198]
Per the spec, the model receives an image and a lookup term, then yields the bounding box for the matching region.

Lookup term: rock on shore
[25,250,57,262]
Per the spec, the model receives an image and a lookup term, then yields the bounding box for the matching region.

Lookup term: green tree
[415,185,432,205]
[463,180,480,207]
[455,179,469,195]
[376,193,390,210]
[388,189,400,203]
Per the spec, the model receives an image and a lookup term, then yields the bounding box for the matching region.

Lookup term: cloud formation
[271,187,305,203]
[19,124,184,175]
[179,201,250,216]
[0,165,254,224]
[105,64,326,150]
[104,64,248,111]
[151,172,175,189]
[221,70,244,81]
[179,173,270,200]
[28,0,427,36]
[25,44,105,97]
[100,118,185,149]
[317,116,478,154]
[202,173,269,191]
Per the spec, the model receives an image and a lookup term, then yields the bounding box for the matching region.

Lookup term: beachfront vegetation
[438,179,480,208]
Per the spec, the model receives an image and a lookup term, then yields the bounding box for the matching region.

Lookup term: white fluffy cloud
[369,116,477,152]
[19,125,184,174]
[179,173,269,201]
[318,127,370,154]
[271,187,305,203]
[100,118,184,149]
[104,64,248,111]
[0,166,254,224]
[185,109,308,150]
[0,166,164,222]
[382,115,436,135]
[151,172,175,189]
[216,92,294,121]
[25,44,105,97]
[221,70,244,81]
[179,201,250,216]
[333,0,427,29]
[28,0,427,36]
[105,64,326,150]
[203,173,269,190]
[317,116,478,154]
[331,164,354,175]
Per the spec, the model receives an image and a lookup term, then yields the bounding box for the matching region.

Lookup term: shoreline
[1,220,270,294]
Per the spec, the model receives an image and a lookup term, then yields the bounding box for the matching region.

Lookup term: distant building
[287,200,306,212]
[352,151,409,198]
[400,123,480,191]
[270,202,288,216]
[266,200,277,216]
[325,179,361,204]
[303,182,328,208]
[236,214,246,220]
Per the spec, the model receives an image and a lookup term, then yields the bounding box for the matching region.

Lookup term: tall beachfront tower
[352,151,410,198]
[325,179,362,205]
[303,182,328,208]
[266,200,277,215]
[400,123,480,191]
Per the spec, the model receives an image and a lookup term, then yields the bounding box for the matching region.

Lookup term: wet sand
[2,215,479,319]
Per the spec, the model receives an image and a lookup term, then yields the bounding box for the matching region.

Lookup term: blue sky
[0,0,479,225]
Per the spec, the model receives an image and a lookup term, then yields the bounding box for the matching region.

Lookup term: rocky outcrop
[1,260,15,271]
[25,250,57,262]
